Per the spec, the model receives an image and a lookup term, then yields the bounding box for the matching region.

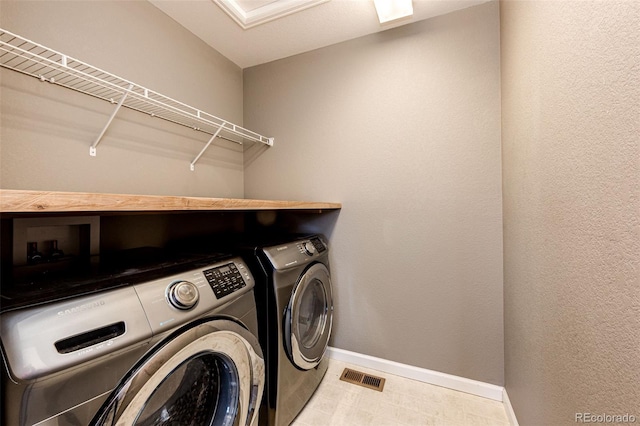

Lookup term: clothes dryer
[1,255,265,426]
[241,235,334,426]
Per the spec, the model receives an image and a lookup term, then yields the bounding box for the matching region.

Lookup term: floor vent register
[339,368,386,392]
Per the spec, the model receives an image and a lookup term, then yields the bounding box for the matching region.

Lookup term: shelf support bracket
[190,124,226,171]
[90,84,134,156]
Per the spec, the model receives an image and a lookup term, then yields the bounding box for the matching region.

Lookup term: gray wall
[244,2,504,385]
[501,1,640,424]
[1,0,245,197]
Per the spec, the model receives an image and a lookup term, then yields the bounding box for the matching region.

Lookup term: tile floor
[292,359,511,426]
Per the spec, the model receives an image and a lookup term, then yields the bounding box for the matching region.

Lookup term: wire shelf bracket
[0,28,274,165]
[190,124,225,171]
[90,83,133,156]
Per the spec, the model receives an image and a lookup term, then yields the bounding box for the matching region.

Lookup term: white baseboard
[502,388,520,426]
[326,347,504,401]
[326,347,520,425]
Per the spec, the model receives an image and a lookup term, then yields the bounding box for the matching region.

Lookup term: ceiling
[149,0,489,69]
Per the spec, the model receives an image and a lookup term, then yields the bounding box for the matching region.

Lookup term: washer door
[91,319,264,426]
[284,263,333,370]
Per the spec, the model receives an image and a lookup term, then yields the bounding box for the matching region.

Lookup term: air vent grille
[339,368,385,392]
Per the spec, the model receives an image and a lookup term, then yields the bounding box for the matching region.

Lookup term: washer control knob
[167,281,199,310]
[303,241,316,256]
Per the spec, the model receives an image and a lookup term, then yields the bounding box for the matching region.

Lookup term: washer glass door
[133,352,238,425]
[91,320,264,426]
[285,263,333,370]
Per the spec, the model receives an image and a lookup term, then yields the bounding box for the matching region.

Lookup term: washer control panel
[0,256,256,381]
[166,280,200,310]
[134,257,254,335]
[203,262,248,299]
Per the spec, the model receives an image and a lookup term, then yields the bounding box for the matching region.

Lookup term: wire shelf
[0,28,273,167]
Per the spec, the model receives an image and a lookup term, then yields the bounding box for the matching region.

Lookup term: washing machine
[240,235,334,426]
[1,251,265,426]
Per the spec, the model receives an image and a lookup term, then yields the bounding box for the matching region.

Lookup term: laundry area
[0,1,638,425]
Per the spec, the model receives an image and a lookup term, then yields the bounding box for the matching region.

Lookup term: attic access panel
[213,0,329,29]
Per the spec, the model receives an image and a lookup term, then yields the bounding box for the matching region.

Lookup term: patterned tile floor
[292,359,510,426]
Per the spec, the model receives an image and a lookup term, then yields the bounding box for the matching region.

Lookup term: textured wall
[501,1,640,424]
[244,2,504,385]
[1,0,244,197]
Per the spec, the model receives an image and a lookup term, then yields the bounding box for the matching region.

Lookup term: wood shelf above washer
[0,190,341,214]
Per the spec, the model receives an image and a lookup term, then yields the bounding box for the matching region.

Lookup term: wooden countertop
[0,190,341,213]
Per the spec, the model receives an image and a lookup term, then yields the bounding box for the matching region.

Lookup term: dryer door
[91,319,264,426]
[285,263,333,370]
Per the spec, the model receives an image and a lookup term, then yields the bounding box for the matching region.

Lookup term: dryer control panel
[263,236,328,271]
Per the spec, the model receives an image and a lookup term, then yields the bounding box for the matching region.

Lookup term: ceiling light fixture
[372,0,413,24]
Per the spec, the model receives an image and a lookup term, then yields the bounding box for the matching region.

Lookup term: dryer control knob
[303,241,316,256]
[167,281,199,310]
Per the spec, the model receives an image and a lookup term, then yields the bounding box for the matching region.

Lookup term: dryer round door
[284,263,333,370]
[91,319,264,426]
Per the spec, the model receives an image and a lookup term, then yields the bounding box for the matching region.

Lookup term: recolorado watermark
[575,413,637,423]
